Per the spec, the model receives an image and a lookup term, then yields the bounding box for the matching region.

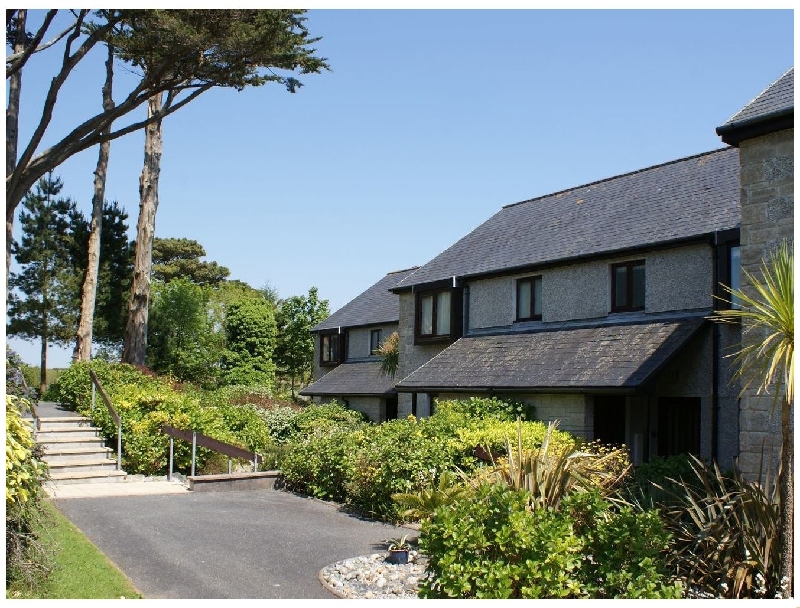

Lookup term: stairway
[36,413,127,485]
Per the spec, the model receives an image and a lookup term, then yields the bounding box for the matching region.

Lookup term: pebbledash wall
[737,127,794,481]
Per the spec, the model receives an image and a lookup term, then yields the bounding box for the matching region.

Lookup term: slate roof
[395,316,706,393]
[313,267,419,332]
[300,361,397,397]
[717,68,794,146]
[394,148,739,290]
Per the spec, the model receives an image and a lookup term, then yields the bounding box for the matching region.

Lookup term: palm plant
[710,239,793,597]
[377,331,399,378]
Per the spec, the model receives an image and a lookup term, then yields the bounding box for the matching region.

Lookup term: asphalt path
[53,489,413,599]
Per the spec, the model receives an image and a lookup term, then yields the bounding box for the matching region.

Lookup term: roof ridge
[720,66,794,125]
[502,147,733,210]
[386,266,420,275]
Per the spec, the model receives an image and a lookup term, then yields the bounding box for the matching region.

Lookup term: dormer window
[516,276,542,321]
[320,332,343,366]
[414,282,462,344]
[611,260,645,312]
[370,329,382,355]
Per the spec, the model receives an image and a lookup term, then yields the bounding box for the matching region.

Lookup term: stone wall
[737,128,794,480]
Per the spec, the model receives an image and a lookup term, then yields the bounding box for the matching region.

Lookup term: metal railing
[161,425,262,480]
[89,369,123,470]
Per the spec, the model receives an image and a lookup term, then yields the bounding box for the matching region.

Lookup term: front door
[593,395,626,445]
[657,397,700,456]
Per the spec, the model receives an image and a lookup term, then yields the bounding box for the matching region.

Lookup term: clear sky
[5,7,796,368]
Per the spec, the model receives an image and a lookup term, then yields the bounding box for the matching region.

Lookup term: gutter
[716,108,793,147]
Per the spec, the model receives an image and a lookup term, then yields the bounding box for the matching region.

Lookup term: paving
[35,402,412,599]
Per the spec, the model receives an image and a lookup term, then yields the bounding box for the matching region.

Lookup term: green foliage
[344,417,460,520]
[620,454,700,509]
[221,296,277,389]
[7,175,83,389]
[377,331,399,378]
[392,469,471,522]
[274,286,329,393]
[151,237,230,286]
[147,278,223,386]
[6,394,51,587]
[49,361,278,475]
[486,420,630,510]
[435,396,534,422]
[658,454,781,598]
[292,401,369,436]
[6,347,38,402]
[419,484,680,599]
[260,406,302,444]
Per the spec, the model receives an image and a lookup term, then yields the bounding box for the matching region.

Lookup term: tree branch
[6,9,64,79]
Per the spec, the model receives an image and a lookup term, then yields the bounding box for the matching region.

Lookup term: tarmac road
[53,488,412,599]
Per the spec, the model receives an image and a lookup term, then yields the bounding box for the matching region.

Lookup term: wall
[466,243,714,330]
[737,128,794,481]
[347,324,397,360]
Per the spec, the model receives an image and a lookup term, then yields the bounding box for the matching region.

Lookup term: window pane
[517,280,531,319]
[421,295,433,335]
[371,329,381,352]
[614,266,628,308]
[533,276,542,316]
[322,335,331,362]
[631,263,645,309]
[330,335,339,361]
[435,291,451,335]
[729,246,741,309]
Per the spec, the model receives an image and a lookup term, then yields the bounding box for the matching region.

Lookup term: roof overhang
[300,360,397,397]
[395,316,708,395]
[716,109,794,147]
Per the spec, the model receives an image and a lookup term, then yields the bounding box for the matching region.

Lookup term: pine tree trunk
[39,328,47,396]
[6,10,26,283]
[73,45,114,362]
[779,397,794,597]
[122,92,163,366]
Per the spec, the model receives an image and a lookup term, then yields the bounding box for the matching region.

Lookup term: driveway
[53,489,412,599]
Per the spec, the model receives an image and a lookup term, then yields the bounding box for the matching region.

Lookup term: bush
[6,394,51,587]
[280,428,359,502]
[260,406,302,444]
[419,484,681,599]
[47,361,278,476]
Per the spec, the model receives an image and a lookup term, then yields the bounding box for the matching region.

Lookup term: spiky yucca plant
[377,331,399,378]
[489,420,630,510]
[391,469,470,522]
[659,454,780,598]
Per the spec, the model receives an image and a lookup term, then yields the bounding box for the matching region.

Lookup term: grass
[6,499,142,599]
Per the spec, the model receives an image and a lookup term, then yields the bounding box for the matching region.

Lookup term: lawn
[6,499,142,599]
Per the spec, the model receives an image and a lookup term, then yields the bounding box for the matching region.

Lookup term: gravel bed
[319,551,429,599]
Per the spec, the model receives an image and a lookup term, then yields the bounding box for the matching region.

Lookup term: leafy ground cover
[6,500,142,599]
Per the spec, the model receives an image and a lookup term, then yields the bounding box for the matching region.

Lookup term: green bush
[47,361,278,476]
[280,428,359,501]
[345,417,460,520]
[6,394,51,587]
[260,406,301,443]
[419,484,681,599]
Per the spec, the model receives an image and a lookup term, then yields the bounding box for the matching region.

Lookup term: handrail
[89,369,122,470]
[15,371,40,432]
[162,424,261,480]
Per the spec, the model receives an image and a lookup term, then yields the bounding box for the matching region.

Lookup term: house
[302,68,792,472]
[715,67,794,480]
[390,147,742,467]
[300,267,419,423]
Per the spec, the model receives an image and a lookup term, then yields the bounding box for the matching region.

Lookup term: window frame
[413,282,462,345]
[515,275,543,322]
[319,331,344,367]
[370,328,382,355]
[610,260,645,313]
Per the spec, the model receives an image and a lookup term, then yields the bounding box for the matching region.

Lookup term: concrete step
[48,470,128,484]
[47,458,120,474]
[37,416,93,431]
[42,446,115,464]
[36,427,100,439]
[36,436,108,450]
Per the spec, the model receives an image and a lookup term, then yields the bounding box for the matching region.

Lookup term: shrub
[292,401,369,436]
[260,406,301,443]
[659,455,781,598]
[419,484,681,599]
[6,394,51,587]
[345,417,459,520]
[280,428,359,502]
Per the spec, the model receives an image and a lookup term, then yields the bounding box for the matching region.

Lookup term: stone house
[715,67,794,480]
[301,68,792,471]
[300,267,418,423]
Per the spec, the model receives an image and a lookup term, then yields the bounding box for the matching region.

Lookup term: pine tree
[7,175,82,392]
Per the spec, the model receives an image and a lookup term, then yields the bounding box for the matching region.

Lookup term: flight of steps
[36,415,127,484]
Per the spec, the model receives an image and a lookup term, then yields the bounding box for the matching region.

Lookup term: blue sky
[5,7,795,368]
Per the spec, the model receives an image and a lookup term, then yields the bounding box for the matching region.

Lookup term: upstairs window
[320,333,342,366]
[516,276,542,321]
[611,260,645,312]
[414,283,462,344]
[419,289,451,337]
[370,329,382,355]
